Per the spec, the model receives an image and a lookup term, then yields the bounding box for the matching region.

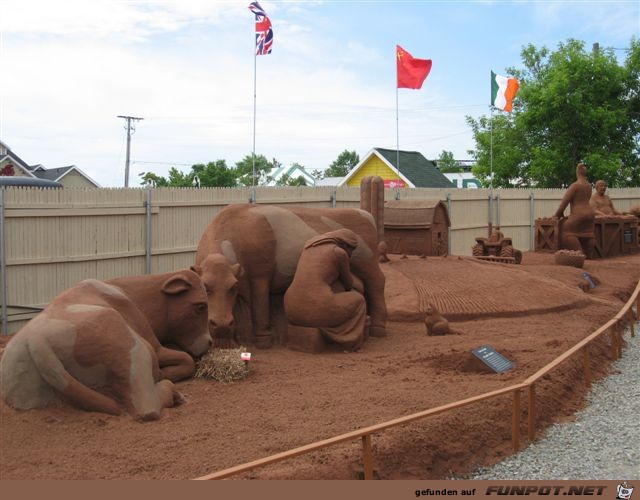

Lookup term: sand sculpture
[195,204,387,348]
[472,225,522,264]
[589,180,621,216]
[383,200,450,257]
[284,229,368,350]
[359,176,389,262]
[0,270,211,420]
[629,204,640,218]
[553,162,596,258]
[424,304,460,336]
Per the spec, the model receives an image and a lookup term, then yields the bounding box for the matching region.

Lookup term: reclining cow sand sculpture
[0,270,211,420]
[195,204,387,348]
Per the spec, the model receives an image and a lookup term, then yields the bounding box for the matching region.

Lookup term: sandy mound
[1,252,639,480]
[384,256,595,321]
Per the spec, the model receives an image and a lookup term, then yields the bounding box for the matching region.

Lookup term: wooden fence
[194,281,640,480]
[1,186,639,333]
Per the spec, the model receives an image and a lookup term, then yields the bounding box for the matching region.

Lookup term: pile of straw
[195,347,250,383]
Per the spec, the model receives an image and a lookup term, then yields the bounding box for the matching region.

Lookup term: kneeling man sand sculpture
[0,270,212,420]
[284,229,368,351]
[195,204,387,348]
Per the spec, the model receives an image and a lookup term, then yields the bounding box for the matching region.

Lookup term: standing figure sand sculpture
[195,204,387,348]
[284,229,368,350]
[553,162,596,258]
[0,270,212,420]
[590,180,621,216]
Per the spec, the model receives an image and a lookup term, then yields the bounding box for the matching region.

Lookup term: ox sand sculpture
[0,270,211,420]
[195,204,387,348]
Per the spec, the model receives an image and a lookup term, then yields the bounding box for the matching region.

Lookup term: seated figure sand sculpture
[0,270,211,421]
[284,229,368,350]
[553,162,596,257]
[590,180,621,216]
[195,204,386,348]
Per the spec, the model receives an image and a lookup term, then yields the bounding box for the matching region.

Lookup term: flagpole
[489,105,494,227]
[251,47,257,203]
[395,84,401,200]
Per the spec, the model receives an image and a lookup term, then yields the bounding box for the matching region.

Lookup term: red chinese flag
[397,45,432,89]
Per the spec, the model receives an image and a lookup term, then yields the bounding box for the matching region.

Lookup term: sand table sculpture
[195,204,387,348]
[553,162,596,257]
[628,204,640,218]
[384,256,594,322]
[0,270,211,420]
[284,229,368,351]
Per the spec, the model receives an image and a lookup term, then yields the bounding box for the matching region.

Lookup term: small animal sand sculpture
[553,162,596,257]
[424,304,461,336]
[284,229,368,350]
[195,204,387,348]
[0,270,211,420]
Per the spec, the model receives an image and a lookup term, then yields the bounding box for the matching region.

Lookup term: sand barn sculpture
[284,229,368,350]
[553,162,596,257]
[0,270,212,420]
[195,204,387,348]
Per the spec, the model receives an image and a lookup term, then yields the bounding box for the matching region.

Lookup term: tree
[324,150,359,178]
[192,160,237,187]
[235,154,278,186]
[276,174,308,186]
[436,150,463,173]
[468,38,640,188]
[139,171,168,187]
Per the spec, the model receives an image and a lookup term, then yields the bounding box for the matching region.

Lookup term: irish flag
[491,71,520,112]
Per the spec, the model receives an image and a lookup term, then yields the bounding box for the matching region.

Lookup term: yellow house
[340,148,454,188]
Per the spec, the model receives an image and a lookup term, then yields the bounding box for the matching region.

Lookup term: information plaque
[472,345,513,373]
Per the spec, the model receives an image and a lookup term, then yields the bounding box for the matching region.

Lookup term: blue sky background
[0,0,638,187]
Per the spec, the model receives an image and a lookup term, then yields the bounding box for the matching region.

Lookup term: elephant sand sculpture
[195,204,387,348]
[0,270,211,421]
[284,229,368,350]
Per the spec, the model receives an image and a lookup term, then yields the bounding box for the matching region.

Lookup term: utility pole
[117,115,144,187]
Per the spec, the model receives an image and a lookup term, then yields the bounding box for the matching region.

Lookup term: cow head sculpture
[191,254,244,346]
[161,270,212,356]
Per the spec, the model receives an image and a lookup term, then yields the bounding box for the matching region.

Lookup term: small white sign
[241,352,252,362]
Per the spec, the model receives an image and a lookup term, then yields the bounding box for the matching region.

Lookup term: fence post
[495,193,501,227]
[0,188,7,335]
[529,192,535,251]
[512,389,520,451]
[331,189,337,208]
[446,192,452,255]
[488,193,493,226]
[361,434,374,480]
[145,189,152,274]
[527,384,536,442]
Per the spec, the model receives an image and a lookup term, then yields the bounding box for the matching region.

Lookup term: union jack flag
[248,2,273,55]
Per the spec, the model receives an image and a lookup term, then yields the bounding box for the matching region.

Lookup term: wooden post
[512,390,520,452]
[362,435,374,480]
[527,384,536,442]
[582,347,591,388]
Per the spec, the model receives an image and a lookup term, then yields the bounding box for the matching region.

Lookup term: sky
[0,0,638,187]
